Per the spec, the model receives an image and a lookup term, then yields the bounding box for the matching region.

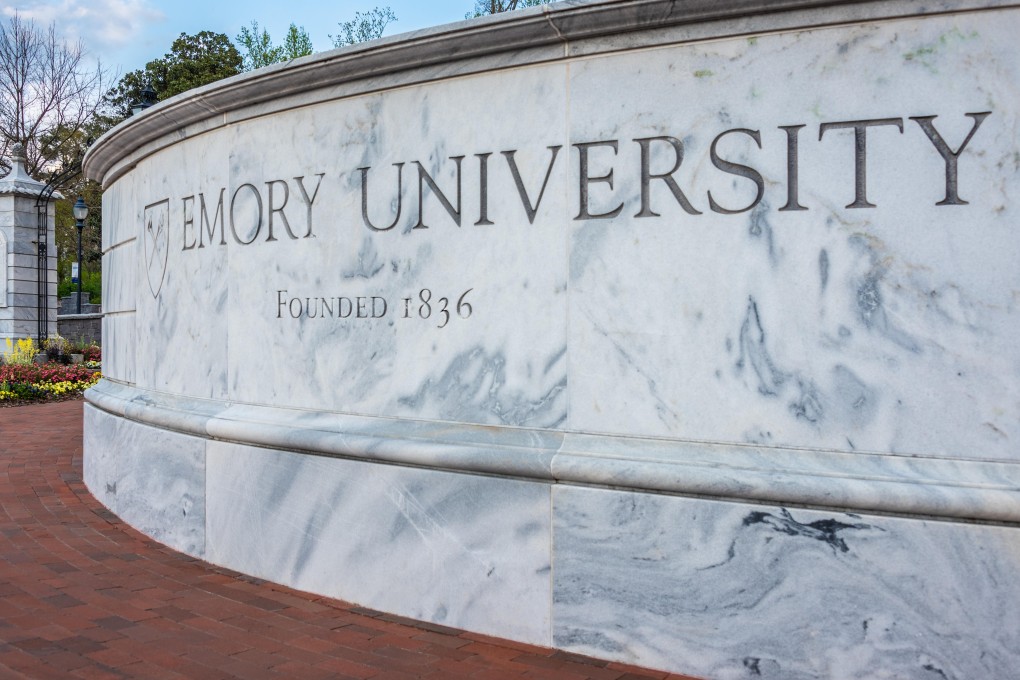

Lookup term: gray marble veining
[205,441,552,645]
[552,485,1020,679]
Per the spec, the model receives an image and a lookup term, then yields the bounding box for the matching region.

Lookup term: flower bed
[0,361,102,405]
[82,344,101,362]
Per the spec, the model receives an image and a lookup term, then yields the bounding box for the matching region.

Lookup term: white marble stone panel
[129,137,232,399]
[83,405,206,558]
[95,7,1020,462]
[101,175,133,251]
[552,485,1020,679]
[205,441,552,645]
[100,313,135,384]
[207,64,570,426]
[564,10,1020,460]
[101,241,136,314]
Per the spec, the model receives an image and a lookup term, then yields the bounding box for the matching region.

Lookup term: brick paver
[0,400,701,679]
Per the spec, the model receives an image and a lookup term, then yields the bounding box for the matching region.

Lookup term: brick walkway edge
[0,400,701,680]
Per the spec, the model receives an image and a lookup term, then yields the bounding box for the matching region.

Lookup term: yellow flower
[3,337,37,366]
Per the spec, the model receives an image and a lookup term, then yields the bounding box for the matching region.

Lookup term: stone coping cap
[0,143,62,200]
[87,380,1020,523]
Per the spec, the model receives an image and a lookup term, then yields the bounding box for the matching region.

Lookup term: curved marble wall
[84,1,1020,677]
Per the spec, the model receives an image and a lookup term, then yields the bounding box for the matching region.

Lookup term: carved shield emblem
[143,199,170,299]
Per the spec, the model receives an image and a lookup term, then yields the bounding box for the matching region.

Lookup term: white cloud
[1,0,165,53]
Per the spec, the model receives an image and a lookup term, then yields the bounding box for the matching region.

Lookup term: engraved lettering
[475,153,494,226]
[414,156,465,229]
[708,128,765,214]
[574,140,623,220]
[819,117,904,208]
[779,124,808,211]
[360,164,403,232]
[502,145,562,224]
[198,188,227,248]
[910,112,991,206]
[230,183,263,245]
[182,195,196,250]
[265,179,297,241]
[634,136,700,218]
[293,173,325,238]
[277,289,288,318]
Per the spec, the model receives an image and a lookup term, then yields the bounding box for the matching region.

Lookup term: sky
[0,0,476,75]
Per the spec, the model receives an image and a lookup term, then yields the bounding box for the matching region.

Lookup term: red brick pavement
[0,400,702,680]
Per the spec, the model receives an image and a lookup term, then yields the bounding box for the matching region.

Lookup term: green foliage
[163,31,243,96]
[331,7,397,47]
[112,65,166,118]
[236,21,278,70]
[57,269,101,305]
[107,31,243,118]
[282,24,314,60]
[105,67,160,120]
[467,0,550,18]
[34,118,107,280]
[236,21,313,71]
[0,381,47,402]
[54,179,103,285]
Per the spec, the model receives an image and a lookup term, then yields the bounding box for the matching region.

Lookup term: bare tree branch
[0,12,109,177]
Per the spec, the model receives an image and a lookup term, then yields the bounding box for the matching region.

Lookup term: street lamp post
[73,197,88,314]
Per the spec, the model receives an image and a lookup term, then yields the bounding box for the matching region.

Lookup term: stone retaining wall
[57,313,102,346]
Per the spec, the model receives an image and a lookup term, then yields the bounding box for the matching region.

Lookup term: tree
[236,22,313,71]
[281,24,314,60]
[467,0,550,17]
[106,67,162,120]
[107,31,243,118]
[163,31,243,98]
[38,115,116,175]
[236,21,279,71]
[0,14,110,288]
[331,7,397,48]
[0,13,109,177]
[32,118,108,301]
[51,29,242,284]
